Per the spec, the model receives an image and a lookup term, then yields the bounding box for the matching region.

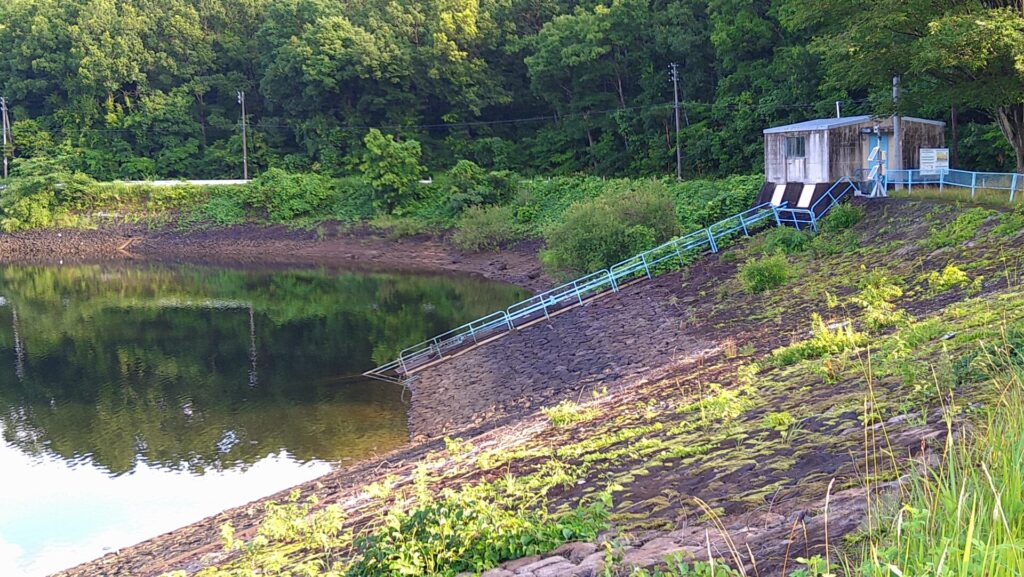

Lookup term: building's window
[785,136,806,158]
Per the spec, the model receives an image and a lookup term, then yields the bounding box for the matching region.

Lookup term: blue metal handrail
[886,168,1024,202]
[364,197,808,382]
[774,177,858,232]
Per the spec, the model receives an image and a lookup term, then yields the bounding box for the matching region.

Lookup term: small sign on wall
[920,148,950,175]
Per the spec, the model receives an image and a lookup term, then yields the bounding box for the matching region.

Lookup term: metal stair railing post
[971,172,977,198]
[706,227,718,253]
[739,213,749,236]
[771,204,782,226]
[939,170,945,193]
[1012,173,1019,203]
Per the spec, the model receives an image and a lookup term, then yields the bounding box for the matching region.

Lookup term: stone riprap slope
[62,199,1024,577]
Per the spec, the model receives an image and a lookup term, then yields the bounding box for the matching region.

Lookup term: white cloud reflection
[0,434,331,577]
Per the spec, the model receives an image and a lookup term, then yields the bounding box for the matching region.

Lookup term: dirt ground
[0,223,551,291]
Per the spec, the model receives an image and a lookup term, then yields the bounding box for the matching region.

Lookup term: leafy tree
[782,0,1024,171]
[360,129,425,210]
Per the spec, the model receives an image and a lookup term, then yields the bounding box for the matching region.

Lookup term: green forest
[1,0,1023,181]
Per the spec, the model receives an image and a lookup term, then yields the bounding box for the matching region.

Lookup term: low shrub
[540,180,681,277]
[443,161,518,215]
[353,487,610,576]
[753,226,811,255]
[818,203,864,233]
[189,186,249,226]
[329,176,377,223]
[738,252,793,293]
[450,205,525,252]
[247,168,335,221]
[0,157,95,231]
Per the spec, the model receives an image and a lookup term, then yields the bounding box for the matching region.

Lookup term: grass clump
[542,399,601,428]
[923,207,994,249]
[859,365,1024,576]
[819,203,864,233]
[676,384,759,425]
[738,252,793,293]
[771,313,867,367]
[762,411,797,432]
[540,181,681,277]
[753,225,811,255]
[369,214,434,239]
[450,205,525,252]
[810,229,860,256]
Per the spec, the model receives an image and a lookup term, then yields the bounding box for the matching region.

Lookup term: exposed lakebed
[0,264,527,577]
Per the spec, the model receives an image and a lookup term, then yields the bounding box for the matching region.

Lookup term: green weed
[738,252,793,293]
[925,264,982,295]
[543,399,601,428]
[771,313,867,367]
[923,207,994,249]
[450,205,525,251]
[819,203,864,233]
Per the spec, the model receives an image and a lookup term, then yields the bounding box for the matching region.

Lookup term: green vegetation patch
[738,252,794,293]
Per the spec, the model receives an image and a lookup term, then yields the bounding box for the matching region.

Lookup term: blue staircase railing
[774,176,859,232]
[363,179,856,383]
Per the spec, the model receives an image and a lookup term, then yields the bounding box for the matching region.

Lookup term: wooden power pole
[670,63,682,180]
[1,97,10,179]
[237,90,249,180]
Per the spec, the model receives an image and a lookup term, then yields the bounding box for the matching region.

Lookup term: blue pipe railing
[886,168,1024,202]
[774,176,859,232]
[364,200,793,383]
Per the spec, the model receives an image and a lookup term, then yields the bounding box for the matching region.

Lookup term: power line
[20,97,872,137]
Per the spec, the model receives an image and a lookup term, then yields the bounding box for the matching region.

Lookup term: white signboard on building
[920,148,950,175]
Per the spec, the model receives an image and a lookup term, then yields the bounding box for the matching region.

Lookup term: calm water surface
[0,264,528,577]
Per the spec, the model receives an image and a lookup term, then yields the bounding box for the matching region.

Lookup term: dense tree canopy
[0,0,1020,179]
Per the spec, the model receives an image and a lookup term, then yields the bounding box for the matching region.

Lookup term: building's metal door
[868,134,889,171]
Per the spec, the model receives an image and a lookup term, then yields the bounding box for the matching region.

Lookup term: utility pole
[892,75,902,176]
[237,90,249,180]
[669,63,682,181]
[1,97,10,179]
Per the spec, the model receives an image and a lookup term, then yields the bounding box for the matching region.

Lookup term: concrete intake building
[757,115,945,207]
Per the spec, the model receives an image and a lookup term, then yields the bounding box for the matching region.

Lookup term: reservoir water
[0,264,528,577]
